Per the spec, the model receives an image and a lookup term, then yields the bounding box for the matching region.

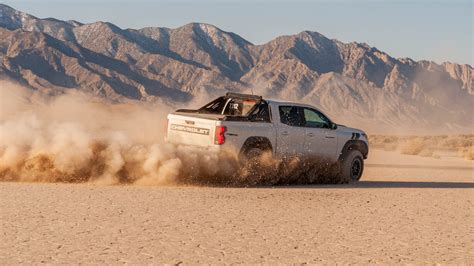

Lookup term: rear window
[198,97,258,116]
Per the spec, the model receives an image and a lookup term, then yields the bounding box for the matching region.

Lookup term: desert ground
[1,149,473,264]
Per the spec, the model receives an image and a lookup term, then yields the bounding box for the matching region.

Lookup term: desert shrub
[441,135,473,150]
[369,134,473,159]
[419,148,434,157]
[369,135,399,151]
[400,138,425,155]
[459,147,474,160]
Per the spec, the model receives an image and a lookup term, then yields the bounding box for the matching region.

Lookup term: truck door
[275,105,306,157]
[302,107,338,162]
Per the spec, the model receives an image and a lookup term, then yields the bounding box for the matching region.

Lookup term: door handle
[281,131,289,136]
[307,133,315,137]
[325,136,335,139]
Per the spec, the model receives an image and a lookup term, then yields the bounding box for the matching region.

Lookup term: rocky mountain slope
[0,4,472,133]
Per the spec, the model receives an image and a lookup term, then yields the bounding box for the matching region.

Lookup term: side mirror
[331,123,338,130]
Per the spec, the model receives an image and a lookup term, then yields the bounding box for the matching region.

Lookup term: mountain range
[0,4,472,133]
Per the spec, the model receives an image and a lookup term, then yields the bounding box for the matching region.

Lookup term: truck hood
[336,124,366,135]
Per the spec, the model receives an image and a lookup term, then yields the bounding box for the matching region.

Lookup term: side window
[303,108,330,128]
[249,102,271,122]
[279,106,303,127]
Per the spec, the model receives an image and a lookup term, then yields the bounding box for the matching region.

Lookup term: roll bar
[225,92,262,100]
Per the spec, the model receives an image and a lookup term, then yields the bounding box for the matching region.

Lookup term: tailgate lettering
[170,124,210,135]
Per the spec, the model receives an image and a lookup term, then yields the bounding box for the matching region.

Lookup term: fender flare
[338,140,369,161]
[239,136,273,156]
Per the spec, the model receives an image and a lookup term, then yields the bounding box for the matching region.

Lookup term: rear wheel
[239,146,276,186]
[338,150,364,183]
[245,147,264,161]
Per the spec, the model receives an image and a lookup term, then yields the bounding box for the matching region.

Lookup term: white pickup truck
[166,93,369,183]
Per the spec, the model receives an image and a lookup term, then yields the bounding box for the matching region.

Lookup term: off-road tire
[337,150,364,183]
[245,147,263,161]
[240,147,278,186]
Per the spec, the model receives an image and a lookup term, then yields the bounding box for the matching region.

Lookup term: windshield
[198,96,259,116]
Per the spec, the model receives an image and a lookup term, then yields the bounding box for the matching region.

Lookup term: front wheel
[338,150,364,183]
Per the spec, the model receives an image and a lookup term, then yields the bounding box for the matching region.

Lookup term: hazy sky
[3,0,473,65]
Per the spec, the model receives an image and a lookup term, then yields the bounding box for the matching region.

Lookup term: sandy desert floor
[1,149,473,264]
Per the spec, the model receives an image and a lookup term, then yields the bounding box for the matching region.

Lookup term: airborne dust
[1,82,319,186]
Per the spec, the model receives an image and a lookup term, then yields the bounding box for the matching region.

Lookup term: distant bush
[459,147,474,160]
[400,138,424,155]
[369,134,474,160]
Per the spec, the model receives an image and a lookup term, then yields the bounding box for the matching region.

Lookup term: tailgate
[166,113,219,147]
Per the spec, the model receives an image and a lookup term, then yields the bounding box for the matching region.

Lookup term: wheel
[338,150,364,183]
[245,147,264,161]
[239,147,276,186]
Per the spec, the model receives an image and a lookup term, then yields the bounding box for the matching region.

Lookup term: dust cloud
[1,82,322,186]
[0,81,247,185]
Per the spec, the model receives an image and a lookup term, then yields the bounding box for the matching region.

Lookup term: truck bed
[172,111,225,120]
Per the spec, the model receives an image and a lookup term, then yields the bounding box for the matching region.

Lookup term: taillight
[214,125,226,145]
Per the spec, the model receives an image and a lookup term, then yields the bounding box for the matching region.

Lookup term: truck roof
[265,98,316,108]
